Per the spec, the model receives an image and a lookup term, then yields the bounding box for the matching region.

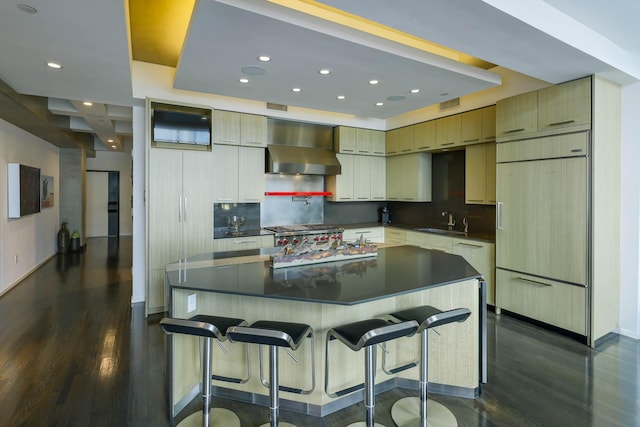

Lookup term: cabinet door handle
[216,198,233,202]
[467,199,484,203]
[457,242,483,249]
[516,277,552,287]
[463,138,480,143]
[183,197,187,222]
[503,128,525,134]
[548,119,575,126]
[234,240,257,244]
[178,197,182,222]
[441,142,455,146]
[416,145,432,150]
[496,201,503,230]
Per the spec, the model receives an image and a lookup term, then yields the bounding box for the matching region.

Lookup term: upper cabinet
[537,77,591,133]
[213,145,265,203]
[355,128,385,156]
[413,120,436,152]
[497,76,592,142]
[465,142,496,205]
[239,113,268,147]
[213,110,267,146]
[386,153,432,202]
[387,105,495,155]
[334,126,356,153]
[496,91,538,140]
[335,126,386,155]
[435,114,462,149]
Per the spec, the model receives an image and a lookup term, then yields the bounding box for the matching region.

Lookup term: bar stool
[386,306,471,427]
[159,315,247,427]
[325,318,419,427]
[227,320,314,427]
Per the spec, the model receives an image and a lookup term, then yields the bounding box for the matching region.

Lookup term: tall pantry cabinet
[146,102,215,315]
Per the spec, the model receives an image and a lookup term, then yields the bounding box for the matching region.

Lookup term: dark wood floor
[1,237,639,426]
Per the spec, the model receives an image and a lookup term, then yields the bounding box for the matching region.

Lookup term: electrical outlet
[187,293,197,313]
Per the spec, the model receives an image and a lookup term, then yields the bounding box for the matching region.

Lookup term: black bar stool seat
[160,315,246,427]
[325,318,419,427]
[227,320,314,427]
[387,306,471,427]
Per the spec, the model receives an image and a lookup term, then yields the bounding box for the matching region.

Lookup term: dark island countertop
[166,245,481,306]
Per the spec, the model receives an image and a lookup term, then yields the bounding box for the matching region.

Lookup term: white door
[86,171,109,237]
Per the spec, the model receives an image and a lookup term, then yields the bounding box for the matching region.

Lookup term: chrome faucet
[463,217,469,233]
[442,211,456,230]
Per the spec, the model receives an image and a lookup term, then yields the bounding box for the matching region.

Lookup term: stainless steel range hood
[266,118,341,175]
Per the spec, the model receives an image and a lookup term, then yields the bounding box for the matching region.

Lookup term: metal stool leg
[177,336,241,427]
[346,346,386,427]
[259,345,296,427]
[391,330,457,427]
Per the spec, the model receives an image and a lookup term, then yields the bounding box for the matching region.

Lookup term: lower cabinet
[452,238,495,305]
[213,235,274,252]
[496,269,586,335]
[343,227,384,243]
[385,227,495,305]
[384,228,407,244]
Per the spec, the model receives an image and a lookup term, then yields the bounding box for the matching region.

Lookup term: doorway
[87,171,119,237]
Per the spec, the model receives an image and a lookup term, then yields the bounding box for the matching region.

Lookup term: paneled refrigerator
[495,131,590,337]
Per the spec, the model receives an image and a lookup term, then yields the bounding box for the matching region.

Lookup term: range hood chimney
[266,118,341,175]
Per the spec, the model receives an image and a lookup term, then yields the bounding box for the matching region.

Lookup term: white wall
[619,81,640,339]
[0,118,59,296]
[86,150,133,236]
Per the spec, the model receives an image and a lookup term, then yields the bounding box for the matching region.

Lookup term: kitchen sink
[414,227,468,236]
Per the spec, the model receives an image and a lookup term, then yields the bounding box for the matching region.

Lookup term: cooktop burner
[264,224,344,246]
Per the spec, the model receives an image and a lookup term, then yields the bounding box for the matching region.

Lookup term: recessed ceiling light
[83,101,93,106]
[111,145,117,149]
[108,139,114,143]
[258,56,271,62]
[17,4,37,14]
[410,89,420,94]
[239,78,249,84]
[319,69,331,75]
[292,88,301,92]
[369,80,379,85]
[47,62,62,69]
[376,102,384,106]
[336,95,346,100]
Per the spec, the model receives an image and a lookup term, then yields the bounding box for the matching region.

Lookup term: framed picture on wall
[41,175,54,208]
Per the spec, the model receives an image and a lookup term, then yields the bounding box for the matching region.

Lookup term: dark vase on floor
[58,222,70,254]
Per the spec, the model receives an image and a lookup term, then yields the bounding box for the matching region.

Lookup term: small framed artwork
[41,175,54,208]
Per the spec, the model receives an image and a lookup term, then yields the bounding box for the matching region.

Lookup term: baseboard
[0,252,56,298]
[615,327,640,340]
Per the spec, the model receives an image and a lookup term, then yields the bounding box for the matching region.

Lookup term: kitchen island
[165,245,485,418]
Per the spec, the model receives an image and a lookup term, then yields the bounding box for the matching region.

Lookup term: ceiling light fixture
[111,145,117,149]
[258,56,271,62]
[17,4,37,13]
[369,80,379,85]
[108,139,114,143]
[336,95,345,100]
[83,101,93,106]
[292,88,301,92]
[319,69,331,75]
[410,89,420,94]
[239,78,249,84]
[46,62,62,69]
[376,102,384,106]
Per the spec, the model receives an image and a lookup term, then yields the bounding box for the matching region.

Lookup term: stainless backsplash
[261,174,324,226]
